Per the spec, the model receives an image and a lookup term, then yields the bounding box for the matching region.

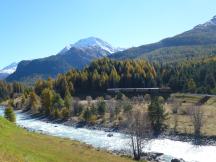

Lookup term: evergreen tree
[4,106,16,122]
[64,93,72,110]
[83,108,92,122]
[97,98,107,116]
[34,80,49,96]
[148,97,168,136]
[109,67,120,88]
[52,93,64,109]
[91,70,100,90]
[55,75,70,98]
[187,79,196,93]
[53,108,61,119]
[61,107,70,119]
[205,73,216,88]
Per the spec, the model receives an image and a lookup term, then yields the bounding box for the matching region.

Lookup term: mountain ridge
[0,62,18,80]
[58,37,124,56]
[6,37,123,82]
[7,15,216,82]
[110,15,216,61]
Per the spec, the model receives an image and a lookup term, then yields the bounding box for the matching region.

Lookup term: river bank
[1,107,216,162]
[25,109,216,147]
[0,115,136,162]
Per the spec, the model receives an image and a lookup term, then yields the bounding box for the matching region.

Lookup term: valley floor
[166,93,216,137]
[65,93,216,137]
[0,117,134,162]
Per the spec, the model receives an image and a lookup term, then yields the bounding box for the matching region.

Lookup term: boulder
[107,133,113,137]
[171,159,181,162]
[171,158,185,162]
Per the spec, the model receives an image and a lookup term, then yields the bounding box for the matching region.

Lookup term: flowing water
[0,106,216,162]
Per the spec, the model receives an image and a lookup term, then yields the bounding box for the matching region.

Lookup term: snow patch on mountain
[73,37,117,53]
[58,44,73,54]
[195,15,216,28]
[0,62,18,74]
[59,37,125,55]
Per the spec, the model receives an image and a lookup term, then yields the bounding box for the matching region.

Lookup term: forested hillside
[2,57,216,104]
[155,56,216,93]
[110,17,216,62]
[139,44,216,63]
[33,57,216,98]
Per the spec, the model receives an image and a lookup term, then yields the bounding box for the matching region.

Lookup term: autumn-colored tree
[54,74,70,98]
[109,67,120,88]
[34,80,49,96]
[41,88,54,115]
[29,91,40,114]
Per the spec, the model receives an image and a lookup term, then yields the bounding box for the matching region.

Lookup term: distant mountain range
[110,15,216,62]
[6,15,216,82]
[0,62,18,80]
[7,37,124,82]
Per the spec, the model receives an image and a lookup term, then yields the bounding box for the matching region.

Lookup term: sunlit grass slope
[0,117,133,162]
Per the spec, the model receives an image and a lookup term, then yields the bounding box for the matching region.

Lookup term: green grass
[0,117,133,162]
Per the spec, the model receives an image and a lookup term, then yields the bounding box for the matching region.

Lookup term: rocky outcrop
[140,152,164,162]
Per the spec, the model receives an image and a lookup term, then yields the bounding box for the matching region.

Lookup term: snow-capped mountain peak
[58,37,125,55]
[73,37,117,53]
[0,62,18,74]
[195,15,216,28]
[59,44,73,54]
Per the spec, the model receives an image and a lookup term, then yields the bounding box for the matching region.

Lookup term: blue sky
[1,0,216,69]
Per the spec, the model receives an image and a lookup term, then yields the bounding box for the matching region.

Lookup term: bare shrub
[131,96,139,104]
[179,107,190,115]
[106,99,116,120]
[172,101,181,114]
[122,98,132,113]
[86,96,92,106]
[144,94,151,104]
[126,110,152,160]
[105,95,112,100]
[173,114,178,134]
[167,96,174,104]
[137,95,144,102]
[72,98,83,116]
[189,106,204,138]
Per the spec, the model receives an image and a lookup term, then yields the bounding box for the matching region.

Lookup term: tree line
[2,56,216,102]
[158,56,216,94]
[64,57,216,94]
[0,81,25,102]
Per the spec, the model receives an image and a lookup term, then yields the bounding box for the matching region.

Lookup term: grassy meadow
[166,94,216,136]
[131,93,216,136]
[0,117,134,162]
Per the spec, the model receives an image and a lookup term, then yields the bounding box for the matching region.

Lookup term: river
[0,106,216,162]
